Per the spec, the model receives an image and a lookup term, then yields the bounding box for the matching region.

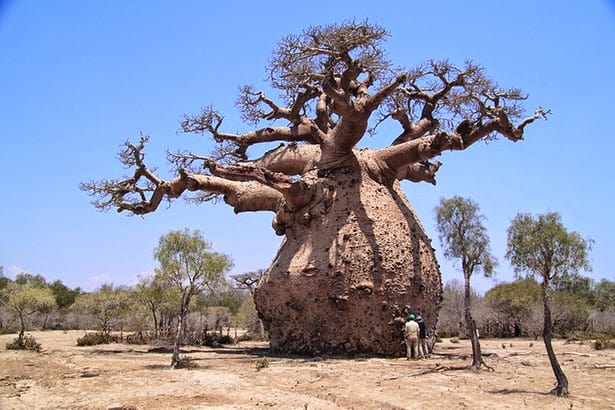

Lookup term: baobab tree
[82,21,546,356]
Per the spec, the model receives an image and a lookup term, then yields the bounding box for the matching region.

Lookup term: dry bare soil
[1,331,614,409]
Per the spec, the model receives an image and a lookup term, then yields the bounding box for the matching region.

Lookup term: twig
[560,352,593,357]
[386,364,467,380]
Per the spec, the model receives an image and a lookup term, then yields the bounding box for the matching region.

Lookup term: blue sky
[1,1,614,293]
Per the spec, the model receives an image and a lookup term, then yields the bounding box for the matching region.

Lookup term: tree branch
[80,139,284,215]
[182,106,316,159]
[241,143,321,176]
[366,72,408,112]
[396,161,442,184]
[204,161,314,212]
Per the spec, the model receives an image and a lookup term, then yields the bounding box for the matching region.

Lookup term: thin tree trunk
[542,281,569,396]
[464,273,482,371]
[150,302,159,339]
[18,312,25,344]
[171,292,192,368]
[171,307,185,368]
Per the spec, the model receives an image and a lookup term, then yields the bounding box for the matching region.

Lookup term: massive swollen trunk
[254,152,442,356]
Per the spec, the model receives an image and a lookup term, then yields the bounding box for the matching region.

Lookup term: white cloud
[6,265,33,278]
[84,273,112,291]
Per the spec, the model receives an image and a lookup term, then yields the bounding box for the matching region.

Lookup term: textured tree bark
[542,282,569,396]
[171,307,185,368]
[254,153,441,356]
[464,272,483,371]
[18,313,26,344]
[82,23,546,358]
[171,295,190,368]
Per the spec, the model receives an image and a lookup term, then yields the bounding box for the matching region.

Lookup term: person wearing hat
[403,314,420,360]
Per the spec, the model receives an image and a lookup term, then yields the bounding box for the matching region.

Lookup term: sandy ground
[0,331,614,410]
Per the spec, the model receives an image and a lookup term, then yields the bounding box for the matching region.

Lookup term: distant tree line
[0,259,265,349]
[2,268,612,346]
[437,275,615,338]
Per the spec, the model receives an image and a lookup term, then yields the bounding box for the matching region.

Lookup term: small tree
[232,269,266,338]
[49,280,81,311]
[506,211,592,396]
[231,269,266,296]
[484,278,541,337]
[236,297,264,339]
[593,279,615,312]
[72,284,131,339]
[134,273,170,339]
[2,283,56,345]
[154,228,232,368]
[0,266,9,291]
[435,196,496,371]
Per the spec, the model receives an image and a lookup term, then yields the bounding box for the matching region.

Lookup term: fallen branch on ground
[386,364,468,379]
[560,352,593,357]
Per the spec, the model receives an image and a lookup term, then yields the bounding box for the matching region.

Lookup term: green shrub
[175,355,198,369]
[202,332,235,347]
[236,332,269,342]
[236,333,252,342]
[450,337,460,344]
[566,331,615,350]
[76,332,107,346]
[565,331,585,342]
[593,337,615,350]
[6,334,41,352]
[124,331,150,345]
[255,357,269,371]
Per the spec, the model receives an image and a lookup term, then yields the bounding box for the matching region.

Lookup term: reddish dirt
[1,331,614,409]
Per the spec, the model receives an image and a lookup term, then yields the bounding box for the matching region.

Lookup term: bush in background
[6,334,41,352]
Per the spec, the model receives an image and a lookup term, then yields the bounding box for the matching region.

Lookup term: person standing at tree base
[404,314,420,360]
[416,313,429,358]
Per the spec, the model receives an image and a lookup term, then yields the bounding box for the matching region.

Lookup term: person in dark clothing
[416,314,429,359]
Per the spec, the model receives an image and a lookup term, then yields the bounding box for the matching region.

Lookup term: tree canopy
[506,212,592,282]
[594,279,615,312]
[154,228,232,367]
[506,211,592,396]
[81,20,547,225]
[154,229,232,295]
[80,21,547,357]
[2,282,56,341]
[435,196,497,279]
[72,284,131,336]
[435,196,496,371]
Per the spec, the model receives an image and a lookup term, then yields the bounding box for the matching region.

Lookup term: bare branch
[182,105,317,159]
[80,139,284,215]
[231,269,266,295]
[517,107,550,132]
[241,143,322,176]
[204,161,314,212]
[366,72,408,112]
